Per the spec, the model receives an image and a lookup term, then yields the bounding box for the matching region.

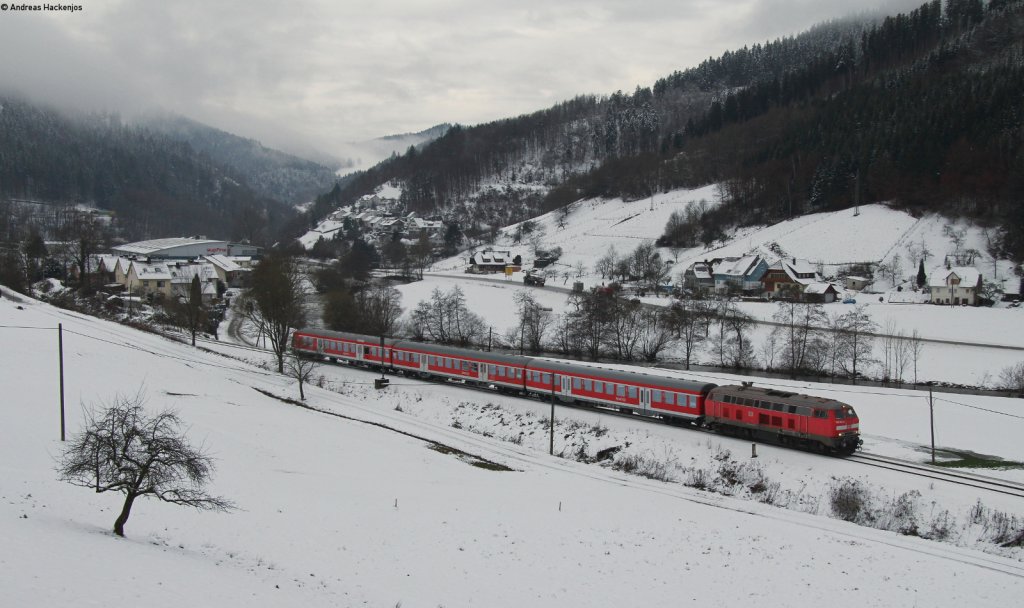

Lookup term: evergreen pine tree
[916,260,927,289]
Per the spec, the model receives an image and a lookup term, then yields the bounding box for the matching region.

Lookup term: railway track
[848,452,1024,499]
[179,331,1024,500]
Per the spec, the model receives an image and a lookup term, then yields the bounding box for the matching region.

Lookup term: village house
[470,249,521,273]
[681,261,715,293]
[929,266,982,306]
[763,258,821,300]
[713,255,769,295]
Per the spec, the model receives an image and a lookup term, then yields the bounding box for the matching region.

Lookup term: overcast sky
[0,0,922,160]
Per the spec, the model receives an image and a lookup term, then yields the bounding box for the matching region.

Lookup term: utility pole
[929,386,935,465]
[58,323,66,442]
[550,374,556,456]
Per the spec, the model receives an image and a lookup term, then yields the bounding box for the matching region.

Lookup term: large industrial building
[112,237,260,259]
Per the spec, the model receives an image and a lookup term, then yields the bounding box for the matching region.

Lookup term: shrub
[829,478,872,523]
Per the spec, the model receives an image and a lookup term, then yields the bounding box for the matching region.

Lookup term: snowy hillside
[4,290,1024,606]
[403,186,1023,387]
[438,187,1016,295]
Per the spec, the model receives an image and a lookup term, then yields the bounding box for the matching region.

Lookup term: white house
[928,266,982,306]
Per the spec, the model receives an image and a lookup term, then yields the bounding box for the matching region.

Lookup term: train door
[639,388,651,411]
[356,345,364,362]
[560,375,571,397]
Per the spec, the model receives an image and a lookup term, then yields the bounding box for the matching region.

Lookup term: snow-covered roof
[129,261,172,280]
[804,282,838,294]
[114,237,227,256]
[473,249,514,265]
[715,256,760,277]
[689,263,712,280]
[928,266,982,288]
[203,255,241,273]
[777,258,818,284]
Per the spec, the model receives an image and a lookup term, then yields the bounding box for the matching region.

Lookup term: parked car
[842,298,857,304]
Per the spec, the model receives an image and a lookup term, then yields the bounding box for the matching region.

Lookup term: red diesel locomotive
[292,329,861,455]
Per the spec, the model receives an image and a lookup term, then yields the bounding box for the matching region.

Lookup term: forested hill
[311,0,1024,261]
[0,98,303,244]
[141,114,340,205]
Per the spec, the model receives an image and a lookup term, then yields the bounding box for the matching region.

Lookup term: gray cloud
[0,0,924,161]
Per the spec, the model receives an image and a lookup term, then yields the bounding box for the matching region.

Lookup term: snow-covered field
[4,289,1024,606]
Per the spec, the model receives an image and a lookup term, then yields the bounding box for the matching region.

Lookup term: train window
[689,395,697,408]
[722,395,732,404]
[628,386,637,399]
[616,385,625,397]
[665,392,675,405]
[461,361,469,371]
[744,398,755,407]
[814,410,828,418]
[542,373,551,385]
[835,408,846,419]
[583,379,592,391]
[652,391,662,403]
[573,378,582,389]
[788,405,798,414]
[595,382,603,394]
[772,403,785,412]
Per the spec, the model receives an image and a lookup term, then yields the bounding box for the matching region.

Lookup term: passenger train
[293,328,862,455]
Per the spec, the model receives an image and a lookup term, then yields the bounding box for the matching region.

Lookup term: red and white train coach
[292,328,861,454]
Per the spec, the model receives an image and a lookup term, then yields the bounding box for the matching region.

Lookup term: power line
[933,396,1024,420]
[0,324,58,330]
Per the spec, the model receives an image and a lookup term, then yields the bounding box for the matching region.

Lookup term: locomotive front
[832,403,862,454]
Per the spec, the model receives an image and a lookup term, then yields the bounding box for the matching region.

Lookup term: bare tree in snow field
[58,393,234,537]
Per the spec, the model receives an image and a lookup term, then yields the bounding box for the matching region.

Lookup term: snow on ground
[5,292,1024,606]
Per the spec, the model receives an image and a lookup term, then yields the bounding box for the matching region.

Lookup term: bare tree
[286,353,320,400]
[245,253,307,373]
[595,245,618,280]
[836,305,876,383]
[358,284,404,337]
[58,393,234,537]
[669,299,711,370]
[513,289,552,354]
[999,361,1024,394]
[637,307,675,362]
[772,301,828,378]
[909,329,924,386]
